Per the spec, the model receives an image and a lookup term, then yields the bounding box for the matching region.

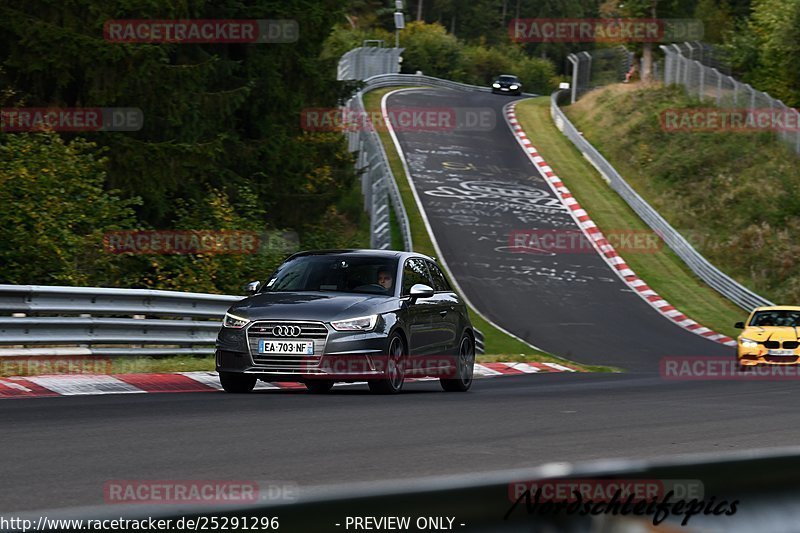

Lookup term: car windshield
[263,255,398,295]
[498,75,518,82]
[750,310,800,327]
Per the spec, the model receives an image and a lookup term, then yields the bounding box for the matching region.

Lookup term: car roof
[287,249,436,262]
[751,306,800,312]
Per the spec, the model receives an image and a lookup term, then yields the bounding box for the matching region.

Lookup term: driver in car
[377,268,394,292]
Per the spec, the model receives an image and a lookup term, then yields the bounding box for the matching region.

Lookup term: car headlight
[739,338,759,349]
[223,312,250,329]
[331,314,378,332]
[510,84,519,90]
[492,83,501,88]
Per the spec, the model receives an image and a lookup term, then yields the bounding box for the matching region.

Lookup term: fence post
[698,61,704,100]
[795,109,800,155]
[581,51,592,91]
[567,54,578,104]
[660,46,672,85]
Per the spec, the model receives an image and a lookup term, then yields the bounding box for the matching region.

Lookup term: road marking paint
[25,374,145,396]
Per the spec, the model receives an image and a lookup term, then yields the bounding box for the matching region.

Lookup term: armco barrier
[550,90,773,311]
[10,446,800,531]
[0,284,238,356]
[0,284,484,356]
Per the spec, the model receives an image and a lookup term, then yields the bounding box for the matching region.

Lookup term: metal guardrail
[0,284,239,356]
[344,91,409,251]
[337,46,404,81]
[550,90,773,311]
[361,73,537,96]
[0,284,484,355]
[0,284,238,317]
[15,446,800,531]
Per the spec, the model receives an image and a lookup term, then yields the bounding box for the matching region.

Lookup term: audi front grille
[246,320,329,372]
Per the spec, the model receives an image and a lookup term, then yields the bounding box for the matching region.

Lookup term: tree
[0,133,140,286]
[0,0,356,228]
[0,0,367,292]
[398,21,464,77]
[694,0,733,43]
[725,0,800,107]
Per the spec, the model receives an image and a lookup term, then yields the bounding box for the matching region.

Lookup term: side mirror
[409,283,434,301]
[244,281,261,295]
[734,322,745,329]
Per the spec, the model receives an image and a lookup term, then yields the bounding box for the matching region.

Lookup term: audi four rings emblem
[272,325,302,337]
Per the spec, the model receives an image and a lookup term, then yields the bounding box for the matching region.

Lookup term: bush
[324,21,560,94]
[0,133,139,286]
[398,21,464,78]
[461,44,513,85]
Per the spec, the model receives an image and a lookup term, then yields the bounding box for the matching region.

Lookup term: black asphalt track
[1,88,777,525]
[3,374,800,514]
[384,88,731,371]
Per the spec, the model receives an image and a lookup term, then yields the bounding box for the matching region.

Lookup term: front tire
[368,333,406,394]
[441,334,475,392]
[219,371,257,393]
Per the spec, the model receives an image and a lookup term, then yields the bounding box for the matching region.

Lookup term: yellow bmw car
[736,306,800,367]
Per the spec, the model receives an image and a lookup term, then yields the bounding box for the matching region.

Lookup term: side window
[401,258,433,295]
[426,261,451,292]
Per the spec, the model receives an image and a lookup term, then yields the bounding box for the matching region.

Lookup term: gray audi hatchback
[215,250,475,394]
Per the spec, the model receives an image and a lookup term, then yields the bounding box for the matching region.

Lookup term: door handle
[439,310,448,317]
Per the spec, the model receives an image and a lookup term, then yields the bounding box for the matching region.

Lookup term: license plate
[259,340,314,355]
[768,349,795,356]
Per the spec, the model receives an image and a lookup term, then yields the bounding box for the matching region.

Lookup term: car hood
[740,326,800,342]
[228,291,399,322]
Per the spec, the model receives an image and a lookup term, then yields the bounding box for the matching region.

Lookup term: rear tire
[219,372,257,393]
[441,334,475,392]
[368,333,406,394]
[305,380,334,394]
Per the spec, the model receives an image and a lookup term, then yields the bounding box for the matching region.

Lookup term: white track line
[26,374,145,396]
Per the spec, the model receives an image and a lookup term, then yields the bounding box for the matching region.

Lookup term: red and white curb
[0,363,577,399]
[504,102,736,347]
